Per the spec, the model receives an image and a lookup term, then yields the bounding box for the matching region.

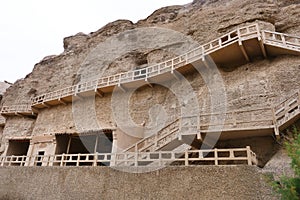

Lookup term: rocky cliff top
[0,82,10,95]
[2,0,300,105]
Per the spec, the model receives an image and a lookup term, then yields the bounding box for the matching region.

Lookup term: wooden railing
[0,147,257,167]
[274,90,300,127]
[0,24,299,143]
[30,24,260,107]
[2,25,299,115]
[262,30,300,51]
[123,107,275,153]
[199,107,274,131]
[123,118,181,153]
[0,104,34,115]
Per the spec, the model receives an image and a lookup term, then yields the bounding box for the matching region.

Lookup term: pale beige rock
[0,2,299,197]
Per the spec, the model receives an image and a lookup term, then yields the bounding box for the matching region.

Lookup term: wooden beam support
[58,98,67,105]
[74,93,83,100]
[42,102,51,108]
[202,56,210,69]
[238,40,250,62]
[259,41,267,58]
[95,89,104,97]
[15,112,22,117]
[66,136,71,154]
[274,125,281,139]
[94,135,99,153]
[118,84,127,93]
[31,107,39,114]
[144,79,153,88]
[197,132,202,141]
[171,70,182,80]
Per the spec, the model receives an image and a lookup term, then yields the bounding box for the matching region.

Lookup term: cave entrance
[55,130,113,166]
[6,139,30,156]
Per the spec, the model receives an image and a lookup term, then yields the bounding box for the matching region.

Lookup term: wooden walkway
[0,104,36,117]
[122,91,299,153]
[0,146,257,167]
[0,23,299,142]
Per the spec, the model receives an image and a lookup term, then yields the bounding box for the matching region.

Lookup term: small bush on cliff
[275,127,300,200]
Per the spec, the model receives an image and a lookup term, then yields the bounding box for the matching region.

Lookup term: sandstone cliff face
[0,82,10,95]
[2,0,300,105]
[1,0,300,155]
[0,82,11,153]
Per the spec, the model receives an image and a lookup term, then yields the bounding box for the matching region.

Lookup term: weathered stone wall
[0,166,279,200]
[3,116,35,137]
[216,136,280,167]
[0,126,4,153]
[28,56,300,136]
[2,0,300,105]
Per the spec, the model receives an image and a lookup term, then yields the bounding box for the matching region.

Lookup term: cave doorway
[6,139,30,156]
[54,130,113,166]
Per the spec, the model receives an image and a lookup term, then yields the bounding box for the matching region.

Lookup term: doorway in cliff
[55,130,113,166]
[6,139,30,157]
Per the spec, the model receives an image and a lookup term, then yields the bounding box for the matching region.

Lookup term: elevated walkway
[0,146,257,167]
[274,90,300,131]
[0,104,37,118]
[0,23,299,147]
[0,24,298,113]
[28,24,299,109]
[122,91,299,153]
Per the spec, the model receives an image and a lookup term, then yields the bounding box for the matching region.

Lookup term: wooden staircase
[0,23,299,144]
[122,90,300,157]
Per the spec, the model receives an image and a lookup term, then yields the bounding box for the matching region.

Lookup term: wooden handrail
[0,24,299,145]
[123,118,180,152]
[0,147,257,167]
[30,24,261,106]
[0,104,33,114]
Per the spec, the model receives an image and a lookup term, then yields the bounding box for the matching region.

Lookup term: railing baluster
[0,147,258,167]
[214,149,218,166]
[246,146,252,165]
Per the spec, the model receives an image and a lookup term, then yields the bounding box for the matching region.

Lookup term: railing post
[48,155,52,166]
[112,153,117,166]
[171,59,174,73]
[159,152,162,166]
[272,107,280,138]
[145,69,148,82]
[93,153,97,167]
[184,150,189,166]
[237,28,241,39]
[214,149,218,166]
[246,27,250,34]
[281,33,286,45]
[255,23,261,40]
[76,154,80,166]
[135,143,138,152]
[33,155,37,166]
[158,64,161,74]
[246,146,252,165]
[60,153,64,166]
[229,150,234,158]
[8,156,12,166]
[218,38,222,47]
[261,31,266,42]
[134,152,138,167]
